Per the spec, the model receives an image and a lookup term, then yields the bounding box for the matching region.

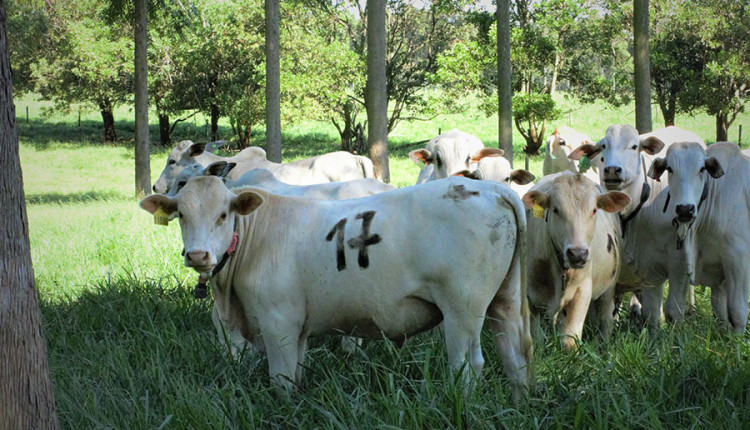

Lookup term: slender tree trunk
[210,103,220,142]
[158,113,170,145]
[497,0,513,166]
[265,0,282,162]
[716,113,729,141]
[633,0,652,133]
[134,0,150,197]
[366,0,389,182]
[99,100,117,142]
[0,1,60,427]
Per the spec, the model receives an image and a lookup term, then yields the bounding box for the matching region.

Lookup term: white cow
[141,176,532,401]
[522,172,629,349]
[568,124,702,324]
[648,142,750,333]
[154,141,375,193]
[452,153,536,197]
[153,140,266,193]
[409,129,487,182]
[543,126,594,175]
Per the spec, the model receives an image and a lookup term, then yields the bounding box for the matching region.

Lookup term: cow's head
[569,124,665,191]
[523,173,630,269]
[648,141,723,225]
[453,151,535,187]
[408,130,486,180]
[153,140,195,194]
[546,126,593,170]
[141,176,263,273]
[166,161,237,197]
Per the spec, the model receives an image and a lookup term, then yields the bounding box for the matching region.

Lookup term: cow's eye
[177,181,186,189]
[504,177,510,182]
[631,144,638,150]
[178,212,183,219]
[552,207,559,215]
[600,157,604,162]
[592,208,597,216]
[601,144,606,150]
[436,157,443,168]
[218,212,227,223]
[168,159,176,165]
[559,139,566,146]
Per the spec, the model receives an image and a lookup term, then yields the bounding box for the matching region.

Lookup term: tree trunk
[633,0,652,133]
[497,0,514,166]
[265,0,282,162]
[716,113,729,141]
[158,113,170,145]
[366,0,389,182]
[99,100,117,142]
[134,0,150,198]
[210,103,220,142]
[0,1,60,427]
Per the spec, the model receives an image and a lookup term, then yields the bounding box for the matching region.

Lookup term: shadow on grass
[25,190,125,205]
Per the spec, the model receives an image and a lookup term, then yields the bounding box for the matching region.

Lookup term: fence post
[26,106,29,124]
[739,125,742,147]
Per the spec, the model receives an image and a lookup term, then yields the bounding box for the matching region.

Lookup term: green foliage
[513,92,561,154]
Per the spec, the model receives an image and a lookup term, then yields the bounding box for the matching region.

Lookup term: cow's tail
[504,190,534,394]
[358,155,375,179]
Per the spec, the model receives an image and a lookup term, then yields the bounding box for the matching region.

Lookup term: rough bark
[99,100,117,142]
[210,103,220,142]
[158,113,170,145]
[265,0,282,162]
[0,0,60,427]
[134,0,150,197]
[633,0,652,133]
[497,0,514,166]
[716,113,728,142]
[366,0,389,182]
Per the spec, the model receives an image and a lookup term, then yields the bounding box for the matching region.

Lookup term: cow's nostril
[676,204,696,215]
[565,247,589,266]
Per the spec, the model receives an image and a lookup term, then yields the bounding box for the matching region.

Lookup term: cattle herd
[140,124,749,402]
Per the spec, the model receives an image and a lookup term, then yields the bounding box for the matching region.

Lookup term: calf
[522,172,629,349]
[648,142,750,333]
[409,129,487,182]
[141,176,532,401]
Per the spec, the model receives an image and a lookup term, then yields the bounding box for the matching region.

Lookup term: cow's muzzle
[675,204,696,223]
[602,166,624,190]
[185,250,216,272]
[565,247,590,269]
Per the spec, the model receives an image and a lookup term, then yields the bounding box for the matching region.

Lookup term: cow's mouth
[187,263,216,273]
[602,179,623,190]
[675,213,695,223]
[567,260,588,270]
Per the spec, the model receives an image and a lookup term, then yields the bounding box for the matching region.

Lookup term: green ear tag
[579,155,592,173]
[154,207,169,226]
[532,204,545,219]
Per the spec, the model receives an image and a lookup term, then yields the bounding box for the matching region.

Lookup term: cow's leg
[440,308,485,384]
[724,265,750,334]
[213,304,255,358]
[593,286,616,342]
[296,334,309,385]
[711,281,729,327]
[260,317,303,390]
[340,336,363,354]
[559,284,592,351]
[665,251,690,323]
[639,284,664,327]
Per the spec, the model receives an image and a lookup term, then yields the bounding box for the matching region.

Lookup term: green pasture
[19,95,750,428]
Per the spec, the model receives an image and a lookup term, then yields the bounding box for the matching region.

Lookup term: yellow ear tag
[532,204,545,219]
[154,207,170,226]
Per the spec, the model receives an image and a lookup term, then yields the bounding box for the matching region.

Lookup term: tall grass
[18,94,750,428]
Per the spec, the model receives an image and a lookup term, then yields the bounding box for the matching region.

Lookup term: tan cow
[522,172,629,349]
[141,176,533,401]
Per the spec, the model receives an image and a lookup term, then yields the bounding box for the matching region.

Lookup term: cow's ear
[452,170,480,180]
[569,143,601,161]
[639,136,665,155]
[704,157,725,178]
[231,191,264,215]
[140,194,178,216]
[176,140,193,151]
[205,140,227,153]
[205,161,236,179]
[510,169,535,185]
[188,142,207,157]
[409,149,433,165]
[522,190,549,209]
[470,148,504,162]
[597,191,631,213]
[647,157,668,181]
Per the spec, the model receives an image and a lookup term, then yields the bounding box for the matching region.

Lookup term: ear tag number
[154,207,170,226]
[533,204,545,219]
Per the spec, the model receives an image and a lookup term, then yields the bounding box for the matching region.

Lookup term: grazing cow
[153,140,265,193]
[154,141,375,193]
[648,142,750,333]
[409,129,487,182]
[543,126,595,175]
[522,172,629,349]
[453,153,536,197]
[141,176,532,401]
[568,124,703,324]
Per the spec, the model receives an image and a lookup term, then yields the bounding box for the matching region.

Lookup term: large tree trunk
[366,0,389,182]
[99,99,117,142]
[134,0,150,198]
[633,0,652,134]
[0,1,60,427]
[210,103,220,142]
[265,0,282,162]
[497,0,514,166]
[158,112,170,145]
[716,113,729,141]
